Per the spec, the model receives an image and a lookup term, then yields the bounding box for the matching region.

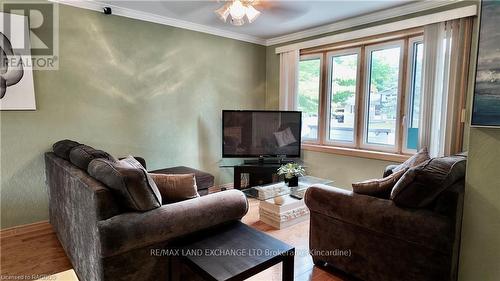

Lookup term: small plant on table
[277,163,305,187]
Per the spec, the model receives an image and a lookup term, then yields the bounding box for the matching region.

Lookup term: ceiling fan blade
[253,0,311,18]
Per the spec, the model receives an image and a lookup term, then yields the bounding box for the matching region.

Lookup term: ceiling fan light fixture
[231,17,245,26]
[245,5,260,23]
[215,3,231,22]
[215,0,261,26]
[229,0,246,20]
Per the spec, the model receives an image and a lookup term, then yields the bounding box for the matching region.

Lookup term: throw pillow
[69,145,116,170]
[119,155,145,170]
[53,139,81,160]
[391,147,430,174]
[149,173,199,204]
[352,169,407,198]
[273,127,297,147]
[390,154,467,208]
[88,158,162,211]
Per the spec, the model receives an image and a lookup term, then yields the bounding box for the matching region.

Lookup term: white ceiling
[98,0,413,39]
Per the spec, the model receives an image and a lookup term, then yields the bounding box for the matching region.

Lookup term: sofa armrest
[97,189,248,257]
[304,184,453,253]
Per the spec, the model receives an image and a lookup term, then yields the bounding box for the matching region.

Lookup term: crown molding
[265,0,464,46]
[275,4,477,53]
[50,0,267,46]
[51,0,468,48]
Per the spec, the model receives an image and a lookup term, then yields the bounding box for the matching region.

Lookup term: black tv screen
[222,110,302,158]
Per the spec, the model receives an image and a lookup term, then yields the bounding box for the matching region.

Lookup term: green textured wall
[0,5,266,228]
[459,128,500,281]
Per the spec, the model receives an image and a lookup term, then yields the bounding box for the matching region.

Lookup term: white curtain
[419,18,472,157]
[279,50,300,110]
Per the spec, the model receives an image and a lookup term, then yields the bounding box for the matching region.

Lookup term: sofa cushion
[88,158,162,211]
[391,147,430,174]
[150,166,214,193]
[352,169,407,198]
[149,173,200,204]
[53,139,81,160]
[391,155,467,208]
[69,145,116,170]
[118,156,147,170]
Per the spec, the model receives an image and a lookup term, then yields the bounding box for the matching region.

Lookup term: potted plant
[277,162,305,187]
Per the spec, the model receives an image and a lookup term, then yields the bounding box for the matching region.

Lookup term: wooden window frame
[298,30,426,162]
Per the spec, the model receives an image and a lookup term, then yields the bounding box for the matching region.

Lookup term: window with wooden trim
[298,54,322,141]
[297,32,425,158]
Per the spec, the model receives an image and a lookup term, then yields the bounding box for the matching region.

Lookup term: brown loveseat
[45,152,248,281]
[304,157,465,281]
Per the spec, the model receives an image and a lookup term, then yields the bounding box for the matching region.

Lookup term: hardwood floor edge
[0,220,51,239]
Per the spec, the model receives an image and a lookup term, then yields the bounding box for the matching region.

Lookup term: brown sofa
[304,162,465,281]
[45,152,248,281]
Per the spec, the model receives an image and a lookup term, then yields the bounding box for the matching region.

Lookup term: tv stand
[243,157,294,165]
[231,158,301,189]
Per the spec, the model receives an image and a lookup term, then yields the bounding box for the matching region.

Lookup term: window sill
[302,143,410,163]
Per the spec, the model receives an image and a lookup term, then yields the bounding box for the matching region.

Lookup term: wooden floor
[0,199,353,281]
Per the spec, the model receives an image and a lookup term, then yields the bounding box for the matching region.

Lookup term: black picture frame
[471,0,500,127]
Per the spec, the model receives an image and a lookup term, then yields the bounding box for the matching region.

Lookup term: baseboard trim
[0,220,51,239]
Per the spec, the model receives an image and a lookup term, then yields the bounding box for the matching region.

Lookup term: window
[298,33,425,158]
[364,42,403,150]
[297,54,322,140]
[405,37,424,152]
[327,49,360,145]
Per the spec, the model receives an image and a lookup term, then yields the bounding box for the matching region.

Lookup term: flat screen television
[222,110,302,158]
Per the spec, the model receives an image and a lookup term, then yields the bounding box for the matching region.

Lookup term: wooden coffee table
[172,222,295,281]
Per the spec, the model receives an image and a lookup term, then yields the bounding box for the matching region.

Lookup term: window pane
[366,47,401,146]
[329,54,358,142]
[407,42,424,150]
[298,58,321,140]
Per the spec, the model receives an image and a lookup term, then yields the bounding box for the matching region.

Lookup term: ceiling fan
[215,0,309,26]
[215,0,261,26]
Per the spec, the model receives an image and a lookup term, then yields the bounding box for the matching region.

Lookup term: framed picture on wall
[471,0,500,127]
[0,12,36,110]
